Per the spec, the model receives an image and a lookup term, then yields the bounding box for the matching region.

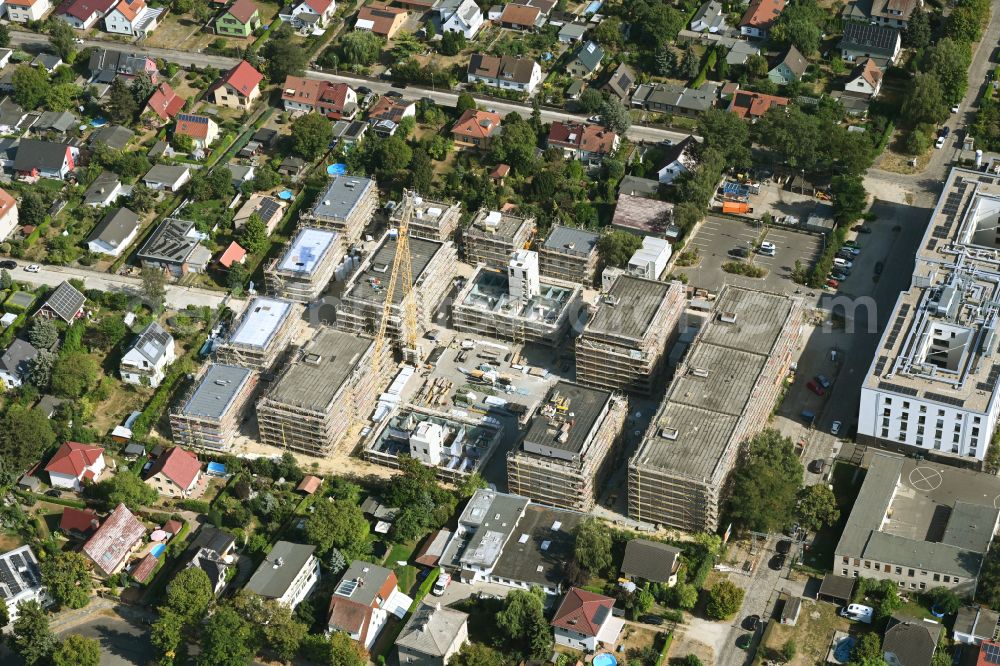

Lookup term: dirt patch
[875,136,932,174]
[667,629,715,665]
[757,600,854,666]
[145,14,217,51]
[0,533,24,550]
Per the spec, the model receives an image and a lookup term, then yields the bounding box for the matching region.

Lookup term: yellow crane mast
[372,190,418,371]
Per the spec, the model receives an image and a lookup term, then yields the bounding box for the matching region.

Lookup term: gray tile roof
[90,125,135,151]
[245,541,315,599]
[13,139,69,173]
[84,171,122,205]
[35,110,78,133]
[620,539,681,584]
[0,338,38,379]
[396,603,469,657]
[127,321,172,365]
[87,207,139,250]
[143,164,190,186]
[882,615,941,666]
[332,560,394,607]
[572,40,604,72]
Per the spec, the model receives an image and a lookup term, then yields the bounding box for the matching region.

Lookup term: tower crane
[372,190,419,371]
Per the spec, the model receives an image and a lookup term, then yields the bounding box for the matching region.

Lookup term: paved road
[7,261,234,310]
[8,30,689,145]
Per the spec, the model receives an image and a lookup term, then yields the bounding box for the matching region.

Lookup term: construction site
[507,381,628,512]
[537,225,600,286]
[391,195,462,242]
[451,249,584,347]
[264,227,342,303]
[334,229,456,348]
[628,286,803,531]
[255,328,391,456]
[214,297,303,371]
[575,276,686,395]
[363,406,504,484]
[170,363,259,451]
[463,209,536,269]
[300,175,379,244]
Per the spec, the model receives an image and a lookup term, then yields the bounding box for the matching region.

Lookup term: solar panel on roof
[982,642,1000,665]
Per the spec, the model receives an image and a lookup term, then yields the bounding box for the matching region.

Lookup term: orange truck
[722,201,752,214]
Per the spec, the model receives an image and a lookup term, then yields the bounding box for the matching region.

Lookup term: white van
[839,604,874,624]
[432,571,451,596]
[759,241,776,257]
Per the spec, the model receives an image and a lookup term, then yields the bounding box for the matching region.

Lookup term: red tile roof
[452,109,502,140]
[83,503,146,575]
[45,442,104,479]
[490,164,510,179]
[112,0,146,22]
[367,95,414,122]
[132,553,158,582]
[175,113,214,140]
[728,90,789,119]
[500,3,540,26]
[60,507,100,534]
[148,447,201,490]
[57,0,116,21]
[551,587,616,638]
[146,82,185,121]
[0,188,15,220]
[281,75,323,105]
[740,0,786,29]
[548,121,618,154]
[297,475,322,494]
[218,241,246,268]
[356,2,407,36]
[856,58,883,89]
[163,519,183,535]
[226,0,258,22]
[304,0,333,13]
[219,60,263,97]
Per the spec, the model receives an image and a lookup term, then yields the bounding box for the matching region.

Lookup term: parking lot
[681,216,825,296]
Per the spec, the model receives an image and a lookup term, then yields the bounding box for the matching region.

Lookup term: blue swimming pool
[150,543,166,558]
[584,0,602,13]
[593,653,617,666]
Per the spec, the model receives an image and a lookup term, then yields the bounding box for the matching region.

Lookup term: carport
[818,573,855,605]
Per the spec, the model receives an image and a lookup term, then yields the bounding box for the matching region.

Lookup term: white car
[935,135,946,149]
[759,241,776,256]
[831,421,842,436]
[833,257,853,269]
[587,115,602,123]
[432,571,451,596]
[951,105,960,113]
[24,264,40,273]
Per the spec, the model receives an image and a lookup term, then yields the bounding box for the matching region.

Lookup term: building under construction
[463,209,535,269]
[391,195,461,242]
[452,249,584,347]
[364,406,503,484]
[264,227,342,303]
[170,363,258,451]
[300,175,378,244]
[628,286,802,532]
[256,328,389,456]
[214,297,302,371]
[538,225,600,285]
[335,230,456,345]
[575,276,686,395]
[507,381,627,512]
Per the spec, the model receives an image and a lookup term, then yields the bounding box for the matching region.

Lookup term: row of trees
[6,600,101,666]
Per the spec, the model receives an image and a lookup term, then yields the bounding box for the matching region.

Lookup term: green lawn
[386,542,418,595]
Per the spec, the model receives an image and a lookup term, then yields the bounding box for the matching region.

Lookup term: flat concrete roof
[180,364,253,420]
[586,275,675,340]
[441,490,528,570]
[491,502,582,589]
[523,381,611,456]
[346,232,444,305]
[228,297,291,349]
[466,209,534,241]
[458,266,575,322]
[245,541,315,599]
[542,225,599,257]
[267,328,372,412]
[311,176,374,220]
[698,286,794,355]
[277,227,337,275]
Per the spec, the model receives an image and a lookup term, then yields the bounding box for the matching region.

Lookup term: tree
[48,19,77,62]
[93,317,128,351]
[300,631,367,666]
[130,71,157,106]
[726,429,803,533]
[634,587,655,615]
[680,46,699,79]
[263,36,307,81]
[106,77,138,124]
[0,24,10,48]
[902,73,949,128]
[140,266,167,309]
[831,174,868,225]
[410,148,433,193]
[904,7,931,48]
[304,497,370,557]
[578,88,604,114]
[291,112,332,160]
[40,551,92,610]
[450,642,507,666]
[230,591,307,661]
[198,605,255,666]
[440,30,466,56]
[241,213,269,255]
[925,587,961,615]
[851,631,883,662]
[12,66,49,109]
[679,656,703,666]
[0,407,56,484]
[172,132,195,153]
[795,484,840,532]
[128,183,156,213]
[0,269,11,290]
[151,609,186,666]
[600,97,631,135]
[378,135,413,172]
[53,634,100,666]
[574,517,613,576]
[456,92,477,114]
[591,15,622,48]
[12,600,56,666]
[705,580,744,620]
[926,38,972,107]
[51,352,98,398]
[771,0,823,54]
[655,46,677,77]
[598,230,643,268]
[165,567,214,625]
[46,84,80,112]
[340,30,383,65]
[488,115,538,173]
[781,639,797,662]
[497,588,552,659]
[670,583,699,610]
[698,108,751,169]
[89,470,158,511]
[28,318,59,350]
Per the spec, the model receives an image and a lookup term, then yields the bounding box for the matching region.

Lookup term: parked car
[874,261,884,275]
[952,105,961,113]
[0,260,16,269]
[736,634,753,650]
[640,615,664,626]
[936,135,947,149]
[743,615,761,631]
[759,241,776,256]
[729,247,748,258]
[587,115,602,123]
[842,247,861,256]
[809,458,827,474]
[826,278,840,289]
[45,489,61,498]
[831,420,842,436]
[940,126,951,138]
[769,553,786,571]
[776,540,792,555]
[807,380,825,396]
[815,374,832,389]
[357,86,372,94]
[831,270,849,281]
[833,258,853,269]
[432,571,451,596]
[24,264,40,273]
[844,240,860,248]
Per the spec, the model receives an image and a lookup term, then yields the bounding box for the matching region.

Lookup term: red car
[807,380,825,396]
[826,278,840,289]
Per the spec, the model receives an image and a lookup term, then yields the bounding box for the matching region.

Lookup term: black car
[809,458,827,474]
[0,260,16,269]
[831,270,848,281]
[769,553,786,571]
[729,247,748,258]
[640,615,664,626]
[357,86,372,95]
[421,96,436,106]
[776,539,792,555]
[391,82,408,89]
[45,489,62,498]
[874,261,884,275]
[742,614,761,631]
[385,90,403,98]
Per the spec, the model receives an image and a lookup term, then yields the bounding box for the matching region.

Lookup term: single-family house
[691,0,726,32]
[83,503,146,576]
[842,0,921,30]
[36,281,86,323]
[59,507,100,537]
[728,89,789,120]
[551,588,625,652]
[882,615,942,666]
[601,63,636,101]
[566,40,604,79]
[185,526,237,597]
[631,82,717,117]
[88,49,158,84]
[557,22,586,42]
[0,98,26,134]
[233,193,287,231]
[245,541,320,608]
[32,110,78,135]
[768,45,807,85]
[0,187,18,240]
[467,53,543,94]
[104,0,163,37]
[367,95,416,123]
[175,113,220,150]
[90,124,134,151]
[13,139,76,180]
[839,21,901,66]
[120,321,175,387]
[45,441,106,491]
[56,0,116,28]
[145,82,186,122]
[218,241,247,268]
[620,538,682,586]
[143,164,192,191]
[31,54,63,73]
[215,0,260,35]
[654,136,698,184]
[278,156,307,178]
[437,0,483,38]
[0,339,37,389]
[953,606,1000,645]
[278,0,335,30]
[547,121,619,166]
[355,3,407,38]
[327,560,413,649]
[281,76,358,119]
[739,0,785,38]
[86,207,140,256]
[146,446,201,498]
[451,108,502,149]
[137,217,211,276]
[211,60,263,109]
[499,2,543,29]
[7,0,52,22]
[0,547,45,622]
[396,603,470,666]
[227,164,254,187]
[844,57,883,99]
